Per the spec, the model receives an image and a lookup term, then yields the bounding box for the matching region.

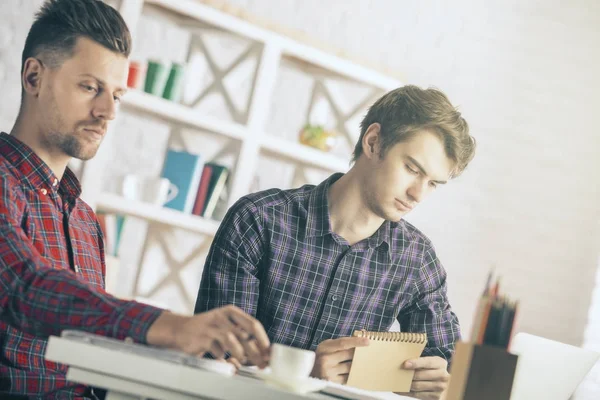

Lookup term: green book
[202,163,229,219]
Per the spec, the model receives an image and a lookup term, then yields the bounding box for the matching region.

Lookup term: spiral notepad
[346,330,428,392]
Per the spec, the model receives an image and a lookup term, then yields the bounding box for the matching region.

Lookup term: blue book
[161,149,204,213]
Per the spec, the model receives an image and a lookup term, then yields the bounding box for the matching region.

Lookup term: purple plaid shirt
[196,173,460,361]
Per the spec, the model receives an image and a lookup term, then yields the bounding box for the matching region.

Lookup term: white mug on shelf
[121,174,178,206]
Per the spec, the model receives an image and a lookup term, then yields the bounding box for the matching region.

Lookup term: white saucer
[254,370,328,394]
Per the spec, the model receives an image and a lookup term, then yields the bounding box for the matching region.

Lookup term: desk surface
[67,365,411,400]
[46,335,410,400]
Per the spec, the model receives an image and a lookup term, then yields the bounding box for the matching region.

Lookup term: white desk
[67,365,329,400]
[67,364,410,400]
[45,335,409,400]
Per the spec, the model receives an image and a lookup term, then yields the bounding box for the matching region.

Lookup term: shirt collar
[305,173,401,253]
[305,173,340,239]
[0,132,82,200]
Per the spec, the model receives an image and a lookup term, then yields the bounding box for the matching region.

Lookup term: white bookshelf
[260,135,349,172]
[80,0,402,309]
[145,0,401,90]
[97,193,221,236]
[121,90,351,172]
[122,90,247,141]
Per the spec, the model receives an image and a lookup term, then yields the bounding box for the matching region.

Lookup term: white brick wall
[1,0,599,397]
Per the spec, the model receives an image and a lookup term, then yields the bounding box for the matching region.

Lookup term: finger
[338,373,349,385]
[224,306,271,351]
[213,310,253,340]
[403,356,448,370]
[242,338,269,369]
[224,319,270,365]
[413,368,450,382]
[328,360,352,376]
[327,372,350,385]
[209,341,226,359]
[217,331,245,361]
[317,337,370,354]
[227,357,242,370]
[230,322,254,341]
[326,348,357,365]
[410,379,447,393]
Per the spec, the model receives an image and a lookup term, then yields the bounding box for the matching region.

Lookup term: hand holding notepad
[346,330,428,392]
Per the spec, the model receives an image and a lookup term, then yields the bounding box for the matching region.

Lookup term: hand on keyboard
[225,356,243,369]
[147,305,271,368]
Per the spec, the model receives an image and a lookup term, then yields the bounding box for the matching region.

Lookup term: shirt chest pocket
[24,207,72,270]
[68,217,105,288]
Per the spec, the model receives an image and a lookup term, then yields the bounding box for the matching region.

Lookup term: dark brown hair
[21,0,131,74]
[353,85,476,177]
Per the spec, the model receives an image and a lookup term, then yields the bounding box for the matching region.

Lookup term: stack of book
[160,149,229,220]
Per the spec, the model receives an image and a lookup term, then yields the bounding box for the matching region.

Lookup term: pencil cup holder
[446,342,518,400]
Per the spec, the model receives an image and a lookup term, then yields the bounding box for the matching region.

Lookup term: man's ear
[22,58,44,97]
[362,123,381,160]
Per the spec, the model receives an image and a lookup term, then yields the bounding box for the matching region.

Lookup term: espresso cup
[269,344,316,382]
[121,175,178,206]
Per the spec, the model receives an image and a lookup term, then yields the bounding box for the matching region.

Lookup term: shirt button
[40,188,47,195]
[52,178,58,187]
[332,295,339,301]
[74,264,80,273]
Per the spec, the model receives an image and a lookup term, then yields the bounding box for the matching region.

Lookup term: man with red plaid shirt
[0,1,270,398]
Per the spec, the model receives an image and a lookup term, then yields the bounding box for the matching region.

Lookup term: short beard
[45,130,98,161]
[42,83,101,161]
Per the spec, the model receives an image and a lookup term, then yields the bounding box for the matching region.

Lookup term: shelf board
[121,91,350,172]
[145,0,402,90]
[121,90,248,141]
[96,193,221,235]
[261,136,350,172]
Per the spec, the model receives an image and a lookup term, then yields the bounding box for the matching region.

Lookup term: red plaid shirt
[0,132,163,398]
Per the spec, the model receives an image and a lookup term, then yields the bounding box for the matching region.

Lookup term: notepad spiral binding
[353,330,427,344]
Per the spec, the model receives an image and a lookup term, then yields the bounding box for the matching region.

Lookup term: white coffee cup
[121,174,178,206]
[270,344,316,382]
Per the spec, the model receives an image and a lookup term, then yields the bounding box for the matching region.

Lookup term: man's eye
[405,164,418,175]
[429,181,438,188]
[82,85,97,93]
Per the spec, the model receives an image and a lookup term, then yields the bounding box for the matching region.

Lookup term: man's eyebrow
[406,156,447,184]
[78,73,127,94]
[78,73,105,85]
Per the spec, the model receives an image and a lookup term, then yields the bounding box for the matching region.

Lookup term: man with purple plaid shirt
[196,86,476,399]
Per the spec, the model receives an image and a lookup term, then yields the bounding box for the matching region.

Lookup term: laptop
[509,332,600,400]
